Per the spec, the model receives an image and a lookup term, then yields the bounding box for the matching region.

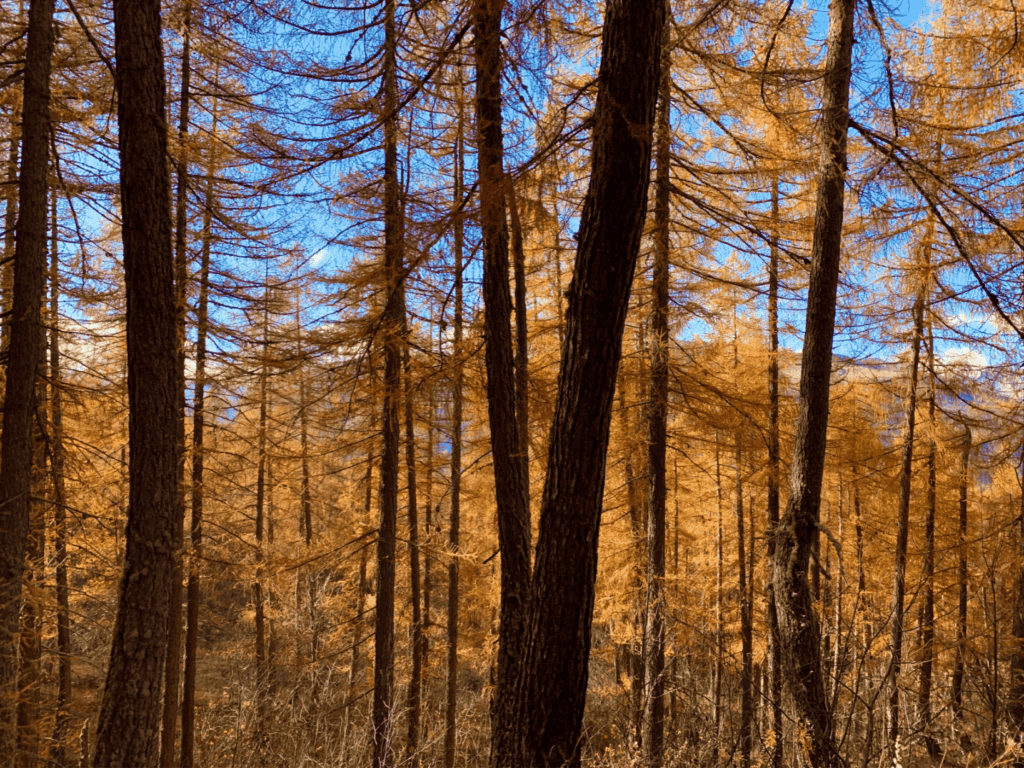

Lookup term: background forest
[1,0,1024,766]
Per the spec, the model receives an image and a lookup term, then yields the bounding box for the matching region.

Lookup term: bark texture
[496,0,665,763]
[0,0,54,756]
[769,0,855,765]
[93,0,181,763]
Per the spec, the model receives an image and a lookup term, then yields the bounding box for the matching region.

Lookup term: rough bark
[642,30,671,767]
[769,0,855,764]
[508,186,530,509]
[0,0,53,755]
[373,0,403,760]
[766,179,783,768]
[403,329,423,768]
[498,0,665,762]
[474,0,532,758]
[93,0,181,762]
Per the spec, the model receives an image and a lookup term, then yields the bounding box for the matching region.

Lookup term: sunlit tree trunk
[93,0,181,761]
[885,284,925,764]
[769,0,855,763]
[181,137,215,768]
[642,28,671,765]
[0,0,53,754]
[952,427,971,727]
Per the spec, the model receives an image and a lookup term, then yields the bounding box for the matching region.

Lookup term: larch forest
[0,0,1024,766]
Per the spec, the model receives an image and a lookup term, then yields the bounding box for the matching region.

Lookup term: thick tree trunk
[885,287,925,764]
[497,1,665,762]
[769,0,855,765]
[181,154,214,768]
[0,0,54,755]
[474,0,533,758]
[93,0,181,763]
[642,30,671,767]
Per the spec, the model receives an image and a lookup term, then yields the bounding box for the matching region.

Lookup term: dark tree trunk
[917,317,939,759]
[374,0,403,761]
[885,286,925,763]
[497,0,665,762]
[253,298,271,748]
[161,6,193,760]
[93,0,181,762]
[736,442,752,768]
[444,89,464,768]
[952,427,971,726]
[0,0,53,753]
[766,179,783,768]
[1011,439,1024,755]
[474,0,532,758]
[49,190,72,768]
[1,71,20,357]
[769,0,855,764]
[642,27,671,767]
[403,330,423,768]
[181,151,214,768]
[508,186,530,508]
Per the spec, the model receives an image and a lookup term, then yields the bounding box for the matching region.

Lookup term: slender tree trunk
[766,179,783,768]
[181,146,214,768]
[885,285,925,763]
[403,326,423,768]
[2,77,21,358]
[444,86,464,768]
[94,0,181,762]
[374,0,403,760]
[474,0,533,757]
[1011,440,1024,756]
[49,188,72,768]
[0,0,54,754]
[508,187,530,510]
[642,30,670,767]
[253,299,270,750]
[737,441,752,768]
[161,6,193,760]
[713,437,724,763]
[952,427,971,727]
[917,317,939,759]
[500,2,665,760]
[769,0,855,764]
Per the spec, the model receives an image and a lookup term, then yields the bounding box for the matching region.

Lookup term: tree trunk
[93,0,181,762]
[766,179,783,768]
[373,0,403,760]
[403,326,423,768]
[161,6,193,760]
[508,186,530,512]
[769,0,855,764]
[498,1,665,761]
[885,286,925,764]
[642,28,671,767]
[713,437,724,763]
[952,427,971,726]
[1,62,21,358]
[736,441,752,768]
[474,0,532,757]
[444,84,464,768]
[181,142,214,768]
[1010,438,1024,756]
[0,0,53,754]
[49,188,72,768]
[253,296,271,753]
[917,316,939,759]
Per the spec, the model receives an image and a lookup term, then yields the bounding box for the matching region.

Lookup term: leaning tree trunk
[0,0,54,755]
[769,0,855,765]
[93,0,181,763]
[497,0,666,763]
